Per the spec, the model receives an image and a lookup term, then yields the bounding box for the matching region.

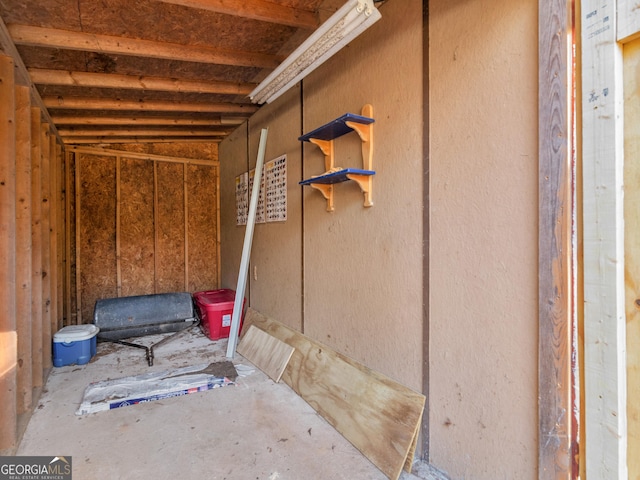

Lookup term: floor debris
[76,362,236,415]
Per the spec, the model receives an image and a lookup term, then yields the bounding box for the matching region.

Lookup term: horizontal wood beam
[63,137,222,144]
[52,115,246,126]
[0,18,62,144]
[154,0,319,29]
[70,146,220,165]
[57,127,232,137]
[8,24,282,69]
[28,68,256,96]
[43,96,258,114]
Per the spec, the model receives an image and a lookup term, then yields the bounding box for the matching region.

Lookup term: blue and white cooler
[53,324,100,367]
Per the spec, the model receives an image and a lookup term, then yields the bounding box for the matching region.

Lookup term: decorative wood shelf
[299,104,375,212]
[299,168,375,185]
[298,113,375,142]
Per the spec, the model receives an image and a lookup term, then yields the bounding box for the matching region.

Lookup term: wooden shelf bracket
[299,104,375,210]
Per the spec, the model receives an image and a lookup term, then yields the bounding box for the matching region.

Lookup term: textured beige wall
[221,0,424,390]
[300,0,423,391]
[219,122,248,292]
[220,0,540,477]
[429,0,539,478]
[245,92,304,330]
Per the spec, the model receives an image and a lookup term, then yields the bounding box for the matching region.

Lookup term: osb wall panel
[156,162,186,292]
[74,145,218,322]
[79,154,117,322]
[186,164,218,292]
[119,158,154,297]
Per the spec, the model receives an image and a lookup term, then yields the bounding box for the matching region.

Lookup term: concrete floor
[17,328,446,479]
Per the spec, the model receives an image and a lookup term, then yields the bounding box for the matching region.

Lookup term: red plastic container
[192,289,245,340]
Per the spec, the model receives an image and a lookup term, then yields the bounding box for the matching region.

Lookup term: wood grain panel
[237,325,294,382]
[538,0,574,477]
[187,164,218,291]
[156,161,186,292]
[78,153,117,321]
[119,157,155,297]
[244,308,425,480]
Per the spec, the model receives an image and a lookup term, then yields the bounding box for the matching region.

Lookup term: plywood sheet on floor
[244,309,426,480]
[16,329,417,480]
[237,324,294,382]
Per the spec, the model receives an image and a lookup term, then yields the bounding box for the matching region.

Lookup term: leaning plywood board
[244,308,425,480]
[237,325,294,382]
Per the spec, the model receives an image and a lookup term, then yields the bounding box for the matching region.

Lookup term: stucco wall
[429,0,539,478]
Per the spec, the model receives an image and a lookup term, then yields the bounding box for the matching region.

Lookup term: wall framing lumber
[153,161,160,293]
[0,53,17,455]
[30,107,43,387]
[116,156,122,297]
[64,151,72,325]
[216,165,221,287]
[15,85,32,414]
[39,123,52,370]
[623,37,640,480]
[49,134,59,334]
[74,149,82,324]
[538,0,575,477]
[581,1,628,478]
[0,17,61,144]
[183,164,189,290]
[617,0,640,43]
[56,144,64,327]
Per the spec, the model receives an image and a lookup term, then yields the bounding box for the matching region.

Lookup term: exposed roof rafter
[155,0,319,29]
[0,17,62,143]
[43,96,259,114]
[28,68,256,95]
[8,24,283,69]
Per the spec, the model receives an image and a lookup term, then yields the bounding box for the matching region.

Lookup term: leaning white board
[226,128,268,358]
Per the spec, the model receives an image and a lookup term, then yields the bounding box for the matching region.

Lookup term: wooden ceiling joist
[43,96,259,114]
[28,69,256,96]
[155,0,319,29]
[8,24,282,69]
[51,115,245,126]
[57,128,232,137]
[0,17,62,143]
[63,136,223,144]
